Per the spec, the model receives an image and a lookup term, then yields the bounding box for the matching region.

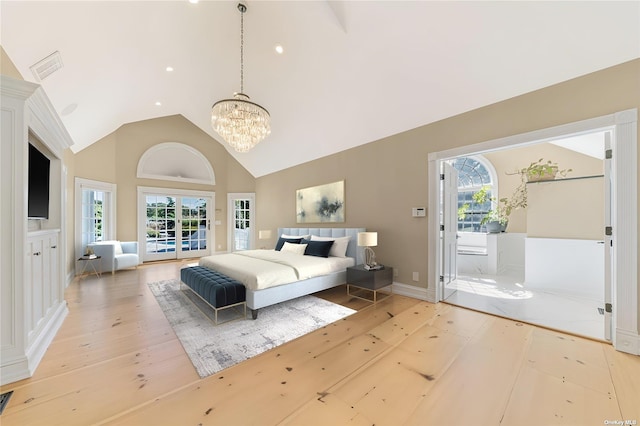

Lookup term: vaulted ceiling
[2,1,638,177]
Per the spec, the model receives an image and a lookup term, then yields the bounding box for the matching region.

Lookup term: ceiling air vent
[30,51,63,82]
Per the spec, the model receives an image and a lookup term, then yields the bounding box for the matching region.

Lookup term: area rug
[148,279,355,378]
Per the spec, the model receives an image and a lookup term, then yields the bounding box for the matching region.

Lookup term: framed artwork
[296,180,345,223]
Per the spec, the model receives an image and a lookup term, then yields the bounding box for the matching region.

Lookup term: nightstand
[346,264,393,303]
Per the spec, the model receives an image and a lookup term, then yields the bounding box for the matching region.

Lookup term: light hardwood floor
[1,260,639,425]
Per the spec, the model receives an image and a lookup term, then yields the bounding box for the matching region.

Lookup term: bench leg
[251,309,258,320]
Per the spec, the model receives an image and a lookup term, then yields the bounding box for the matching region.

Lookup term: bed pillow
[310,235,351,257]
[280,233,310,240]
[275,237,303,251]
[281,241,307,255]
[301,239,334,258]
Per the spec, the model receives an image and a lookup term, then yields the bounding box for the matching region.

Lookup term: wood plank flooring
[1,260,638,425]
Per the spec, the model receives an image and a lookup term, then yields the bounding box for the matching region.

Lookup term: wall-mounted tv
[28,143,50,220]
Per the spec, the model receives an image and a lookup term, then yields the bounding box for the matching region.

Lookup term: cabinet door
[45,233,59,311]
[27,237,44,334]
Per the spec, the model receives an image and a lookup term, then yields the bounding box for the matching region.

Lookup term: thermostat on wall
[412,207,426,217]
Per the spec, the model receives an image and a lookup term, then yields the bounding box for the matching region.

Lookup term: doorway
[137,187,214,262]
[448,134,609,339]
[428,109,638,353]
[227,193,255,251]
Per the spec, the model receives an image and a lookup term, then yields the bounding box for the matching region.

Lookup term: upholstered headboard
[277,227,365,263]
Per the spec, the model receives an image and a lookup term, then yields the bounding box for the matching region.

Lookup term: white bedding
[198,250,355,291]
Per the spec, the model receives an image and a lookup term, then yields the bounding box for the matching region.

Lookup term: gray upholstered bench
[180,266,246,324]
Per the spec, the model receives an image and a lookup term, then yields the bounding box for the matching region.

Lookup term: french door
[227,193,255,251]
[138,187,214,262]
[442,162,459,300]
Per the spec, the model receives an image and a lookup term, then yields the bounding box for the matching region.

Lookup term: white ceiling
[2,1,638,177]
[550,131,606,160]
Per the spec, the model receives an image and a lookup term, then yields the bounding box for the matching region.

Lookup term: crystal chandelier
[211,3,270,153]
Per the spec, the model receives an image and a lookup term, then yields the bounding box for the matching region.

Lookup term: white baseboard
[66,269,75,287]
[392,281,429,301]
[25,301,68,376]
[0,355,30,386]
[0,301,68,386]
[615,329,640,355]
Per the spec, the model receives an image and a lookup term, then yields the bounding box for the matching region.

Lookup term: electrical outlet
[217,245,222,250]
[394,269,399,278]
[412,272,419,282]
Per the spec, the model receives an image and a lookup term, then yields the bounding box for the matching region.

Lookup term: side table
[78,255,102,278]
[346,264,393,303]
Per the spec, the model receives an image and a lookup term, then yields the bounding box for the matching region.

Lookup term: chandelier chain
[240,4,244,94]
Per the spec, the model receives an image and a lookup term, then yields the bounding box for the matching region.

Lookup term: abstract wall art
[296,180,345,223]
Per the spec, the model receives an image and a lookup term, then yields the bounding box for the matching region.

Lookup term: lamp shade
[357,232,377,247]
[258,230,272,240]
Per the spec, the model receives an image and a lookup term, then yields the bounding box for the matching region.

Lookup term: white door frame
[428,109,638,354]
[137,186,215,262]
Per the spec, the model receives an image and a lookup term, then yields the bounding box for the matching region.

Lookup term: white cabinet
[1,75,72,385]
[26,231,61,345]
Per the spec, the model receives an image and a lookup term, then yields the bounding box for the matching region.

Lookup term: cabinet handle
[51,245,57,249]
[33,252,41,256]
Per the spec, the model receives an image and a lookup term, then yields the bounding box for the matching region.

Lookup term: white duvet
[198,250,354,291]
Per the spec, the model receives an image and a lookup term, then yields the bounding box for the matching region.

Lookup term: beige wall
[527,176,604,239]
[73,115,255,251]
[1,46,22,79]
[484,142,604,233]
[256,59,639,298]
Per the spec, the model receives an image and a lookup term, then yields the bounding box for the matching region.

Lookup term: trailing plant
[458,203,470,221]
[472,186,509,226]
[517,158,572,182]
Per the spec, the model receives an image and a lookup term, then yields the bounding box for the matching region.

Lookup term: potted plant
[472,186,509,233]
[518,158,572,182]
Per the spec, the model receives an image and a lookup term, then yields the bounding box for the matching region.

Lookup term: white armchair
[87,241,139,275]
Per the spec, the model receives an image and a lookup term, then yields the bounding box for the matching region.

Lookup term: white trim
[136,142,215,185]
[612,110,638,354]
[429,109,638,354]
[227,193,256,251]
[392,281,429,301]
[74,178,117,264]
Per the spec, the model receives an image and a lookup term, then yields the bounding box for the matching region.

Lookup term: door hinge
[605,226,613,236]
[605,149,612,159]
[440,173,445,180]
[440,224,445,231]
[439,275,444,282]
[605,303,613,313]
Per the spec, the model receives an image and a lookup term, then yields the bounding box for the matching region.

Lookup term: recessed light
[189,0,198,4]
[166,66,174,72]
[155,101,162,106]
[274,44,284,54]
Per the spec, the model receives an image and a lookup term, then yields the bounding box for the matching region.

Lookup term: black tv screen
[28,143,50,219]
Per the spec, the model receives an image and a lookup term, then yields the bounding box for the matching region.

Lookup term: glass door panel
[233,199,251,251]
[179,197,209,258]
[145,195,177,261]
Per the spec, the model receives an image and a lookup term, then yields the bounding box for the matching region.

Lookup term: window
[81,189,105,245]
[74,178,116,259]
[450,156,497,233]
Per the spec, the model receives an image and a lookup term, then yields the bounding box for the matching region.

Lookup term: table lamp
[357,231,379,270]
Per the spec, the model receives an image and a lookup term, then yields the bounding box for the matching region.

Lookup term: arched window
[450,156,497,232]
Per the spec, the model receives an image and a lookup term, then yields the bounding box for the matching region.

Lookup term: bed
[198,227,365,318]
